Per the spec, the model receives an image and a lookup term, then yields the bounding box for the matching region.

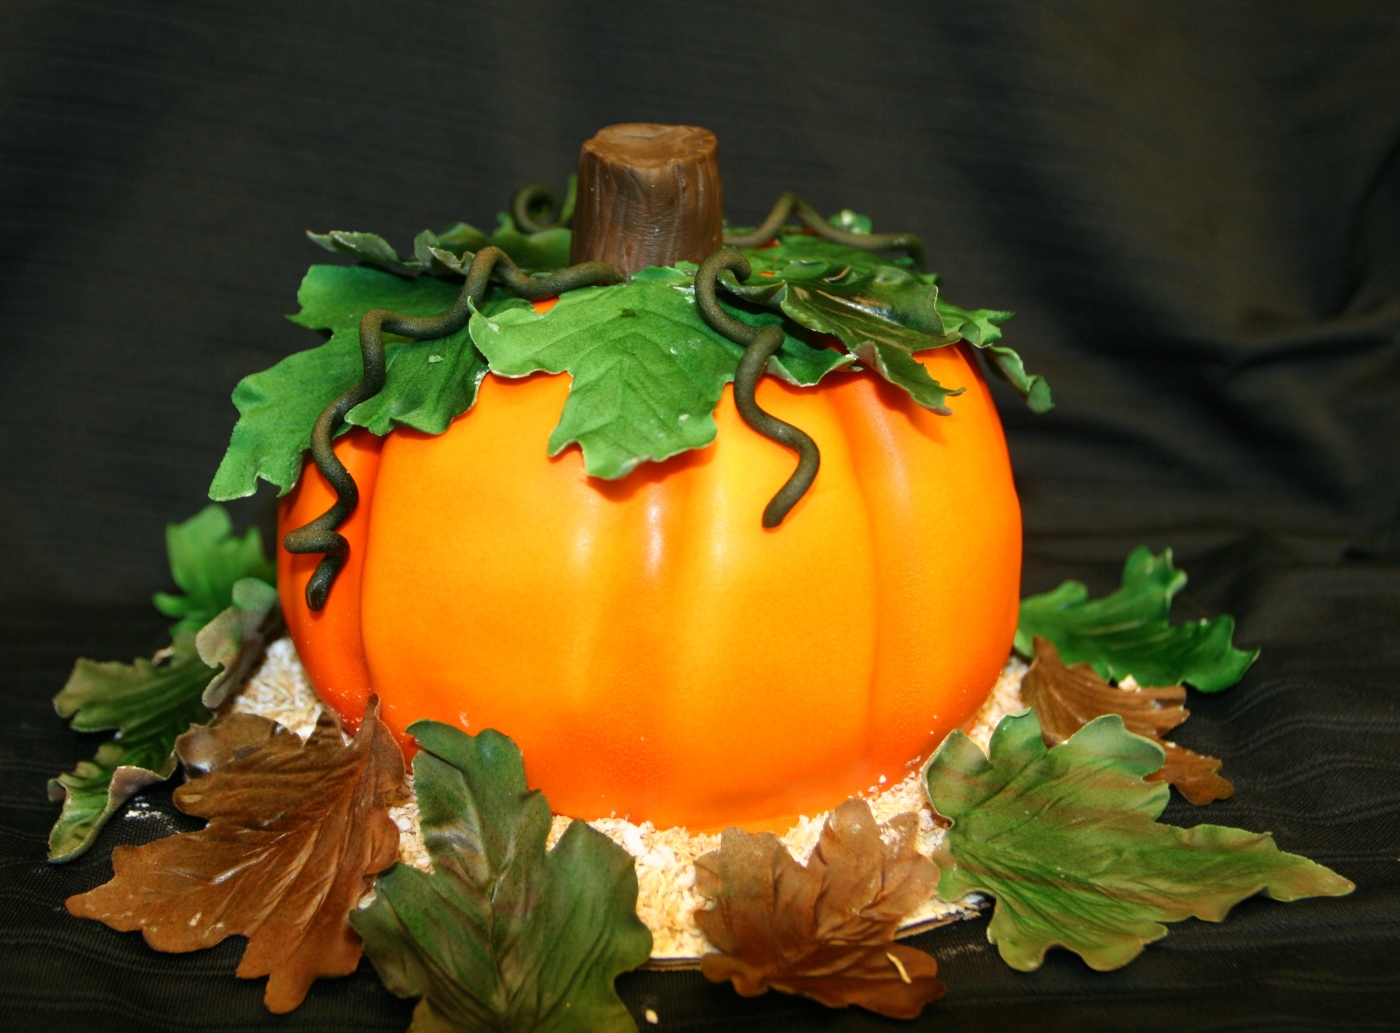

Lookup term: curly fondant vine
[724,192,926,269]
[283,246,621,610]
[510,180,576,234]
[694,248,821,528]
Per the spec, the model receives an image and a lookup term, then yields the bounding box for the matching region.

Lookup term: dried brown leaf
[1023,636,1233,805]
[66,697,405,1013]
[694,798,944,1019]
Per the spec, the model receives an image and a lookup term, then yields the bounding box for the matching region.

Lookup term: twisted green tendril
[283,246,622,610]
[724,192,925,269]
[694,248,820,528]
[510,178,577,233]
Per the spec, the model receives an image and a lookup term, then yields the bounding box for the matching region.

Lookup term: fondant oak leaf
[350,721,652,1033]
[210,265,495,500]
[925,710,1354,972]
[48,505,275,863]
[1015,547,1258,692]
[151,504,277,633]
[195,576,283,708]
[47,631,214,863]
[694,798,944,1019]
[727,228,1051,412]
[1022,635,1233,804]
[469,266,846,480]
[66,700,404,1014]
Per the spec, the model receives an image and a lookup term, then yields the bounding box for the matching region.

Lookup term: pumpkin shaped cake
[49,119,1359,1029]
[229,124,1050,831]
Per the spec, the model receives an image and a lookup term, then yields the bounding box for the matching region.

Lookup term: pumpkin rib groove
[827,344,1021,781]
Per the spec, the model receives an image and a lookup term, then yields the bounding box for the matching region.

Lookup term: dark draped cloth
[1,2,1396,1028]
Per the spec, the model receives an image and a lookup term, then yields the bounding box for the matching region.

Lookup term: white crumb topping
[967,654,1030,752]
[227,637,323,738]
[234,636,1025,962]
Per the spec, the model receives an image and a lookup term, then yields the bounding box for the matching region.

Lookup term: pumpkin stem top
[569,123,724,277]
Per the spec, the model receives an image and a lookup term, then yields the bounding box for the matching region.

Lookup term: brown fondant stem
[570,124,724,276]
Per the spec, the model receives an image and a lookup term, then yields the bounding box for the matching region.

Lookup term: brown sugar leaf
[694,798,944,1019]
[66,697,405,1014]
[1157,741,1235,806]
[1023,636,1233,805]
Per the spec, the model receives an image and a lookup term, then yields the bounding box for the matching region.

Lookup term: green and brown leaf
[1022,636,1233,805]
[308,212,572,275]
[196,576,283,708]
[351,721,652,1033]
[728,228,1051,413]
[67,702,404,1013]
[1015,547,1259,692]
[48,506,276,862]
[694,799,943,1019]
[48,632,214,863]
[924,710,1353,972]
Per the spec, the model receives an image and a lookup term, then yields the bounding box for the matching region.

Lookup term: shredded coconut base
[233,637,1027,964]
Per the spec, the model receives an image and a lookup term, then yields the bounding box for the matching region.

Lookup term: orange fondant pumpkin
[278,341,1021,830]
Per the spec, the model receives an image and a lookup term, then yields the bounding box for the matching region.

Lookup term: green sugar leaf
[980,342,1054,413]
[1016,547,1260,691]
[470,267,843,479]
[425,222,492,254]
[471,269,736,478]
[734,231,916,274]
[49,505,274,862]
[731,243,951,341]
[218,211,1048,503]
[309,215,571,275]
[850,340,958,414]
[925,711,1353,972]
[933,298,1052,411]
[934,299,1012,347]
[724,262,965,414]
[730,232,1050,412]
[208,331,360,501]
[307,229,406,270]
[48,631,214,863]
[936,298,1053,413]
[725,301,856,387]
[345,322,496,440]
[152,505,275,633]
[352,722,651,1033]
[209,265,493,499]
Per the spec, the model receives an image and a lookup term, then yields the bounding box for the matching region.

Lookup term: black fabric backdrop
[2,1,1398,1029]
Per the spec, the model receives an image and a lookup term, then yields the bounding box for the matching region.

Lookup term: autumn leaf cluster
[51,515,1351,1028]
